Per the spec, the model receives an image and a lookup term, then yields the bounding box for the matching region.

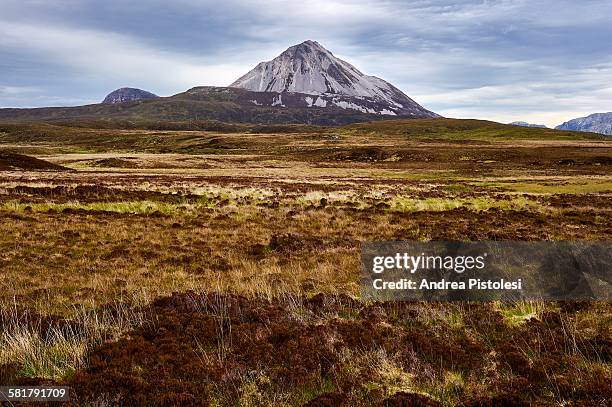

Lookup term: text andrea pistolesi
[370,252,522,291]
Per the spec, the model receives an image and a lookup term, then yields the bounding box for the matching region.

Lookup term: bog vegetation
[0,118,610,405]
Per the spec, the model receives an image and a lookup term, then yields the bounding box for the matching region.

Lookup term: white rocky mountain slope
[230,40,438,118]
[556,112,612,136]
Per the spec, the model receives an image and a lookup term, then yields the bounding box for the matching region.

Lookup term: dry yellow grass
[0,133,610,403]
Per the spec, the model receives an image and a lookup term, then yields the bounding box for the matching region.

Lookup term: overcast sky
[1,0,611,126]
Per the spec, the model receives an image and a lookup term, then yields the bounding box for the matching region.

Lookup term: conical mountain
[230,40,437,117]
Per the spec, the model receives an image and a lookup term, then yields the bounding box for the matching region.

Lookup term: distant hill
[102,87,158,104]
[338,118,607,141]
[556,112,612,135]
[0,119,606,159]
[0,86,432,126]
[510,121,547,128]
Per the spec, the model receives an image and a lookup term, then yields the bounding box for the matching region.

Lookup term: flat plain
[0,119,610,406]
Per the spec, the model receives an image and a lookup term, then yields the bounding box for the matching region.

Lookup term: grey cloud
[0,0,610,126]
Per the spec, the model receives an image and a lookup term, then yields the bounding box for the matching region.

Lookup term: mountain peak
[510,121,547,128]
[102,87,158,104]
[230,40,366,96]
[229,41,437,117]
[294,39,321,48]
[556,112,612,135]
[287,40,327,53]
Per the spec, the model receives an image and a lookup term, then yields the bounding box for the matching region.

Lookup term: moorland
[0,118,610,406]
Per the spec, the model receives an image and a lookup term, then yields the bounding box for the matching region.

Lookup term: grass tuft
[0,303,146,381]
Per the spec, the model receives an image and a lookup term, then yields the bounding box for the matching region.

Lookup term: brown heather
[0,119,610,405]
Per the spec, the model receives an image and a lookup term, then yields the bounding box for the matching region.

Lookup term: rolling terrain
[0,87,419,125]
[0,118,610,405]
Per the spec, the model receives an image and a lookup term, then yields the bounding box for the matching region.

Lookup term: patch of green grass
[472,181,500,188]
[296,378,336,405]
[487,181,612,194]
[389,196,542,212]
[0,200,200,215]
[441,184,472,194]
[371,171,461,181]
[496,301,544,326]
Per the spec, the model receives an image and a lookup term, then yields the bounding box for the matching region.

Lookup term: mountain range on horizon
[555,112,612,136]
[509,121,548,129]
[0,40,437,125]
[0,40,610,134]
